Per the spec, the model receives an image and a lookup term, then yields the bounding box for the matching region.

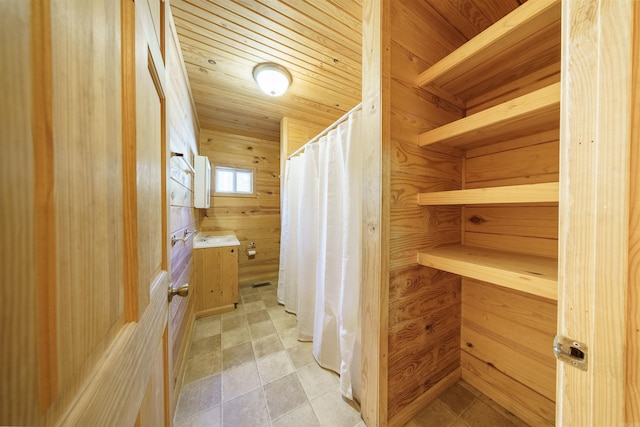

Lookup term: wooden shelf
[418,83,560,149]
[417,246,557,300]
[418,182,558,206]
[416,0,561,99]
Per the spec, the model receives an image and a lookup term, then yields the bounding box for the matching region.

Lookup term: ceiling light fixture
[252,63,292,97]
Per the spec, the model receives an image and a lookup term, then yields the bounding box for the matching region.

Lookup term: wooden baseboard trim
[195,305,235,318]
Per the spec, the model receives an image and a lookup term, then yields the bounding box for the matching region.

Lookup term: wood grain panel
[166,8,199,418]
[466,64,560,114]
[170,0,361,139]
[461,352,555,426]
[465,140,559,185]
[1,1,39,423]
[628,2,640,421]
[463,205,558,239]
[385,0,470,420]
[200,129,280,286]
[465,232,557,258]
[52,0,125,393]
[462,280,557,401]
[558,1,632,424]
[360,0,388,423]
[427,0,517,40]
[136,0,164,311]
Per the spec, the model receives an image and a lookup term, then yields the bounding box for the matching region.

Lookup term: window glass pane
[214,166,254,195]
[215,169,234,193]
[236,171,253,193]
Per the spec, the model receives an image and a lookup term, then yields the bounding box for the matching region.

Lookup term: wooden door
[1,0,170,425]
[557,0,639,425]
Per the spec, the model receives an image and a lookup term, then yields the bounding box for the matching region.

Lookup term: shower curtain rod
[287,101,363,160]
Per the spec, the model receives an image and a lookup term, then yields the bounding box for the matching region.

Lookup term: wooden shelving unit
[418,182,558,206]
[417,246,557,300]
[418,83,560,149]
[416,0,561,100]
[415,0,561,301]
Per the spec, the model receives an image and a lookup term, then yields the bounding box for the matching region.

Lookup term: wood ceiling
[169,0,525,142]
[170,0,363,141]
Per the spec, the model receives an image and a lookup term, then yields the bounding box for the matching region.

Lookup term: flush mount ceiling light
[252,63,292,96]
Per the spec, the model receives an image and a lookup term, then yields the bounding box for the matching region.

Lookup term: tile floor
[174,282,526,427]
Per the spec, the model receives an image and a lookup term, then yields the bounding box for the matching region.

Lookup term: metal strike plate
[553,335,588,371]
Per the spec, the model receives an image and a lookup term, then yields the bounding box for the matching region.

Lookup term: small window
[214,166,254,195]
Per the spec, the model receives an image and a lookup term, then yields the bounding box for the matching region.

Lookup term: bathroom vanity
[192,233,240,316]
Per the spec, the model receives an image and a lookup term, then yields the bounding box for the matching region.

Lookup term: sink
[193,233,240,249]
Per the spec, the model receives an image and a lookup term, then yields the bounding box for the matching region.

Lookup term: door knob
[168,283,189,302]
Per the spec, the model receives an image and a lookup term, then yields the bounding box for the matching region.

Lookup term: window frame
[212,164,256,197]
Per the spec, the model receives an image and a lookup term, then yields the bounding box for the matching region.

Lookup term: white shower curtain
[277,110,363,400]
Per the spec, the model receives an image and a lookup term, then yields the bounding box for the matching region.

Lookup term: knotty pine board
[461,278,557,425]
[200,129,281,286]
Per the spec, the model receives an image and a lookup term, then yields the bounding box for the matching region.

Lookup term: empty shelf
[418,83,560,149]
[416,0,561,99]
[418,245,557,300]
[418,182,558,205]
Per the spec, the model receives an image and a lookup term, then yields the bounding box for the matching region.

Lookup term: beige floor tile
[412,399,458,427]
[222,315,247,332]
[263,373,308,420]
[239,286,260,297]
[183,351,222,384]
[249,319,277,340]
[222,361,261,401]
[222,341,255,370]
[242,293,263,303]
[287,342,315,369]
[438,382,477,415]
[310,388,362,427]
[257,350,295,385]
[246,309,271,324]
[267,305,290,319]
[272,314,298,332]
[278,327,302,349]
[192,316,221,341]
[174,374,222,422]
[297,362,340,400]
[189,334,221,359]
[222,387,270,427]
[272,402,321,427]
[252,333,285,359]
[222,325,251,349]
[174,405,221,427]
[460,400,518,427]
[244,300,268,314]
[221,305,245,319]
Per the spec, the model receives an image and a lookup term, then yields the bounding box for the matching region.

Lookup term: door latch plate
[553,335,588,371]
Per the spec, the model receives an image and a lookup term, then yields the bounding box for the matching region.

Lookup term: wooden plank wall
[628,2,640,421]
[279,116,329,197]
[199,129,281,286]
[456,26,560,427]
[166,9,199,414]
[386,1,468,423]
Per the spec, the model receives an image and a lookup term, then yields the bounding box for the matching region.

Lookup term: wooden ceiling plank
[182,59,360,109]
[324,0,361,22]
[188,78,350,123]
[174,24,361,90]
[238,0,361,54]
[283,0,362,41]
[171,4,361,83]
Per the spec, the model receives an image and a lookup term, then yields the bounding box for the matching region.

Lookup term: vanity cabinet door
[221,247,239,306]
